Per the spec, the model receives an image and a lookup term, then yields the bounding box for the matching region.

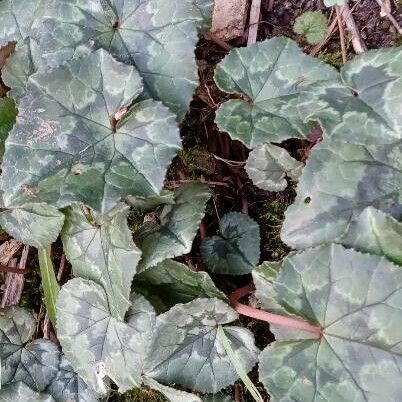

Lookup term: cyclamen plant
[0,1,402,402]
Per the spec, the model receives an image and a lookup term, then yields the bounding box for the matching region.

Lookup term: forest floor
[1,0,401,401]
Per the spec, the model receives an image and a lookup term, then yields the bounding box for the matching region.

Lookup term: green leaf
[0,382,55,402]
[323,0,347,5]
[201,212,260,275]
[0,201,65,248]
[282,138,402,249]
[1,49,181,213]
[39,0,212,119]
[257,244,402,401]
[245,143,304,192]
[294,11,328,44]
[57,278,156,394]
[134,259,227,312]
[214,37,337,148]
[299,46,402,145]
[145,298,259,394]
[0,307,60,391]
[143,377,202,402]
[46,356,102,402]
[62,204,141,320]
[38,247,60,328]
[341,207,402,266]
[124,190,175,211]
[0,97,16,157]
[137,183,210,271]
[203,395,234,402]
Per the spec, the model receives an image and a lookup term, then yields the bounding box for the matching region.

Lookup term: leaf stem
[230,284,323,337]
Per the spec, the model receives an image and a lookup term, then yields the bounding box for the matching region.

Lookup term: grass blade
[38,246,60,328]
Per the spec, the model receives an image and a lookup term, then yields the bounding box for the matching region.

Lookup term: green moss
[119,388,167,402]
[127,209,146,234]
[393,33,402,46]
[317,50,343,69]
[180,146,215,179]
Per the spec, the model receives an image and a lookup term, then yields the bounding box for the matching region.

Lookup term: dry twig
[335,6,347,63]
[340,4,367,54]
[247,0,262,45]
[375,0,402,34]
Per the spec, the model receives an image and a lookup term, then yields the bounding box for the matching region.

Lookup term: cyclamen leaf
[145,298,259,394]
[143,377,202,402]
[258,244,402,401]
[62,204,141,320]
[40,0,211,119]
[1,49,181,213]
[137,183,210,271]
[201,212,260,275]
[0,97,16,157]
[282,138,402,249]
[57,279,156,394]
[0,382,55,402]
[0,307,60,391]
[294,11,328,45]
[203,395,234,402]
[245,143,304,192]
[341,207,402,266]
[134,259,227,312]
[0,0,44,47]
[323,0,347,5]
[214,37,337,148]
[0,201,64,248]
[299,46,402,145]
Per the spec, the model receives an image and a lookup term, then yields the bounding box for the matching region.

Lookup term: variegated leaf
[0,382,55,402]
[134,259,226,312]
[299,46,402,145]
[62,204,141,320]
[57,279,155,394]
[1,49,181,213]
[293,11,328,45]
[258,244,402,401]
[0,97,16,157]
[39,0,212,120]
[0,307,60,391]
[214,37,337,147]
[245,143,304,192]
[201,212,260,275]
[145,298,259,394]
[203,395,235,402]
[0,200,64,248]
[341,206,402,266]
[46,356,101,402]
[282,138,402,249]
[143,377,202,402]
[137,183,210,271]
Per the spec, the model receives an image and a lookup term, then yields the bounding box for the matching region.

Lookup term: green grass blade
[38,246,60,328]
[217,325,263,402]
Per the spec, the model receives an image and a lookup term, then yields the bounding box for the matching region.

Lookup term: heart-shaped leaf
[145,298,259,394]
[201,212,260,275]
[0,200,65,248]
[341,207,402,266]
[294,11,328,45]
[1,49,181,213]
[57,278,156,394]
[137,183,210,271]
[257,244,402,401]
[0,307,60,391]
[0,382,55,402]
[299,46,402,145]
[134,259,226,312]
[282,138,402,249]
[143,377,202,402]
[245,143,304,192]
[0,98,16,157]
[46,356,101,402]
[214,37,337,148]
[39,0,212,119]
[62,204,141,320]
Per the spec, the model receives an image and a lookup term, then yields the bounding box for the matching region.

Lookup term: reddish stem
[0,265,28,275]
[230,284,323,337]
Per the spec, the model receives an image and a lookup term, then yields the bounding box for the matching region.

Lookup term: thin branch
[0,265,28,275]
[340,4,367,54]
[310,16,338,56]
[230,284,323,337]
[375,0,402,34]
[335,6,347,63]
[247,0,262,45]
